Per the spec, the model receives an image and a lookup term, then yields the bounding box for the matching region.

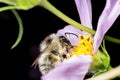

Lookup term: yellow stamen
[66,34,94,58]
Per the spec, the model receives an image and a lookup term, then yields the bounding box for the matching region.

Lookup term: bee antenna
[64,32,78,38]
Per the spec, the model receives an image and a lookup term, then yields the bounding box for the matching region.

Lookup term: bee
[32,33,72,75]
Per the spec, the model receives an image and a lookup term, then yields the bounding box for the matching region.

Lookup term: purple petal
[74,0,92,29]
[57,25,82,45]
[41,55,92,80]
[94,0,120,52]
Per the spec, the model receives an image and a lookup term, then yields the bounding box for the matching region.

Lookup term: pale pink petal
[41,55,92,80]
[57,25,82,45]
[94,0,120,52]
[74,0,92,29]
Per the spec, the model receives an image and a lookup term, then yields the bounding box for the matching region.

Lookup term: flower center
[66,34,94,58]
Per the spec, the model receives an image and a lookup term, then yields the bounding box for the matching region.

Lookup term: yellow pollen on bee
[66,34,94,58]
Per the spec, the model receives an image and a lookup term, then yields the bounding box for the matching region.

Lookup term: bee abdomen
[39,64,54,75]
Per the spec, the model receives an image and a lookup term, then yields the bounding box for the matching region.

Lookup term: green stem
[0,6,18,12]
[86,65,120,80]
[105,35,120,44]
[39,0,95,34]
[38,0,120,44]
[11,10,23,49]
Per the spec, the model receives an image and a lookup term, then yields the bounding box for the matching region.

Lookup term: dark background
[0,0,120,80]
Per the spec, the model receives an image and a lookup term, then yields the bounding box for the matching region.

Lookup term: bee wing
[31,33,60,68]
[39,33,56,52]
[31,45,49,68]
[32,34,55,68]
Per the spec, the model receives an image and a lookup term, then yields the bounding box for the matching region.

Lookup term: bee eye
[59,36,71,47]
[51,50,59,55]
[59,36,66,40]
[59,36,68,43]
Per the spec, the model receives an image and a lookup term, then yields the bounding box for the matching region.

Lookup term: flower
[41,0,120,80]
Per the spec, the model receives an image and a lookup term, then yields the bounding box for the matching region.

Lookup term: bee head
[59,36,72,48]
